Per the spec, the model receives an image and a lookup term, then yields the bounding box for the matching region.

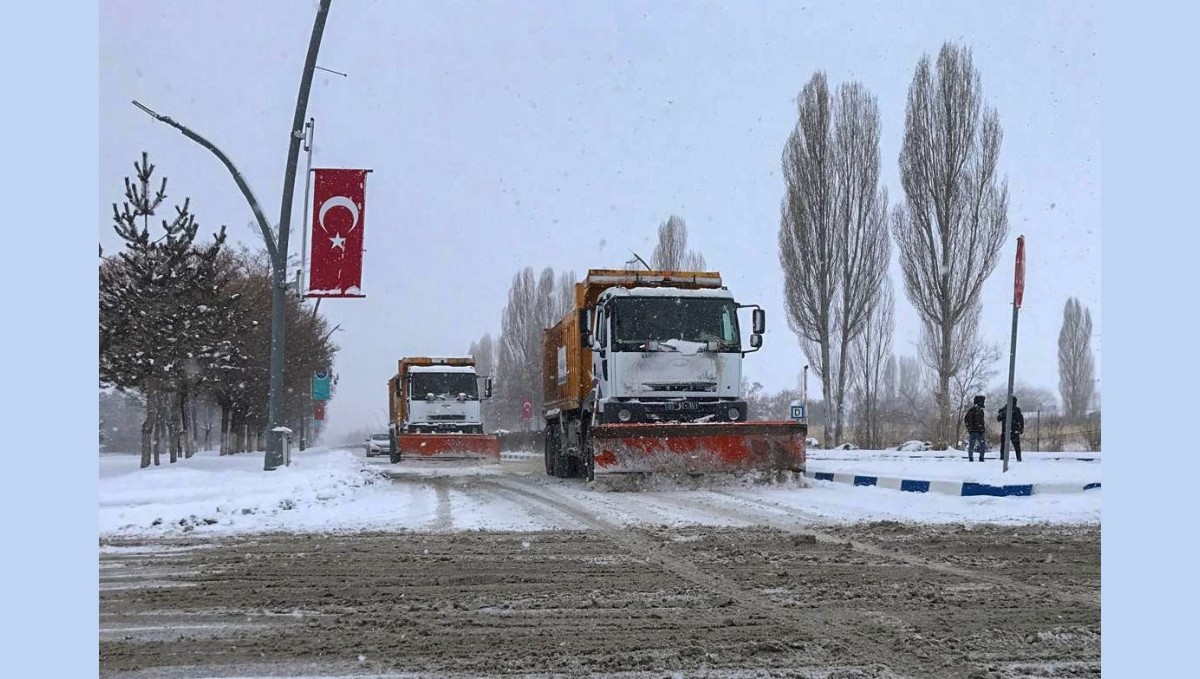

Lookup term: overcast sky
[100,1,1099,439]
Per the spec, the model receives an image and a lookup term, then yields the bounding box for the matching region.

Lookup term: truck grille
[643,383,717,393]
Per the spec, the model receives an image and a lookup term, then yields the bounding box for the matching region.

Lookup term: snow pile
[99,448,389,536]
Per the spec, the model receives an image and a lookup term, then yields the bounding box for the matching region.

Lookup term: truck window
[610,297,740,350]
[410,372,479,399]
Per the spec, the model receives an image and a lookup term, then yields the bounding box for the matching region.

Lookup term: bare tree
[892,43,1009,447]
[650,215,707,270]
[496,266,576,429]
[468,333,497,380]
[1058,297,1096,420]
[831,82,891,443]
[893,354,935,441]
[947,308,1002,445]
[468,333,498,430]
[779,73,890,445]
[851,280,894,449]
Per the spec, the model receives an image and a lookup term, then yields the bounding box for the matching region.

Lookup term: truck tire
[389,430,400,464]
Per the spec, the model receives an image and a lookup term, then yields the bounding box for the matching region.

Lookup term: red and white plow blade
[395,434,501,461]
[590,421,807,475]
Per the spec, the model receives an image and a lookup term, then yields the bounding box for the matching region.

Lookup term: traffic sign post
[522,400,533,431]
[1001,236,1025,473]
[789,400,806,422]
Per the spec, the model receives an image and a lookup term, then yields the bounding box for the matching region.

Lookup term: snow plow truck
[387,357,500,463]
[542,269,806,481]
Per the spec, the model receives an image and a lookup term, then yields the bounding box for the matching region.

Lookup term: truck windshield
[410,372,479,399]
[610,297,740,350]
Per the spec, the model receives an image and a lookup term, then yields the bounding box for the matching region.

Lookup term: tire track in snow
[478,475,931,677]
[706,488,1100,608]
[430,478,453,531]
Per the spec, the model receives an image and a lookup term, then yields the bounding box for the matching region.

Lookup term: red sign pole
[1001,236,1025,472]
[1014,235,1026,310]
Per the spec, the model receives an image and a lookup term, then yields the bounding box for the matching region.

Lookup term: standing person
[964,395,987,462]
[997,396,1025,462]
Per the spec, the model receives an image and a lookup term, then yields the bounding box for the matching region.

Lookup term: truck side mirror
[750,333,762,349]
[484,377,493,399]
[581,328,591,348]
[752,308,766,334]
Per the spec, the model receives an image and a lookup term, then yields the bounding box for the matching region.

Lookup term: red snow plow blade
[393,434,500,461]
[590,421,807,476]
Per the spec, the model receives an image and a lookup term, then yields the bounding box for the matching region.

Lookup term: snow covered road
[99,447,1100,538]
[99,447,1101,678]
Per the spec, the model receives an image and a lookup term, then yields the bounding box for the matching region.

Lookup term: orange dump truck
[387,357,500,462]
[542,269,806,480]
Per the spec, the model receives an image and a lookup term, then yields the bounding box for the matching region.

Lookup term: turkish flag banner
[307,169,368,298]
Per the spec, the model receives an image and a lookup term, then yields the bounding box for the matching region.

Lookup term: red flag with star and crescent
[307,169,368,298]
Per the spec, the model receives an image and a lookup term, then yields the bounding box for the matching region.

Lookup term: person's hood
[973,395,985,406]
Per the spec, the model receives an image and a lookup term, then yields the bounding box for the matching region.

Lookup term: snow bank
[99,448,393,536]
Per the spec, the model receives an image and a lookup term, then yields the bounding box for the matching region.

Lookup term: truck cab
[587,286,762,424]
[402,365,487,434]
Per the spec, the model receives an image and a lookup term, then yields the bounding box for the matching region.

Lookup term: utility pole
[802,365,809,430]
[134,0,333,472]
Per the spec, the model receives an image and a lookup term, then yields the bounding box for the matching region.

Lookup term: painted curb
[804,470,1100,497]
[501,451,539,462]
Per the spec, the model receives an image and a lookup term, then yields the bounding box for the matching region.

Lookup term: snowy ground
[100,447,1101,678]
[99,445,1100,538]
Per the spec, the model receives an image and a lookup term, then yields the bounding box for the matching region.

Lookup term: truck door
[593,306,608,389]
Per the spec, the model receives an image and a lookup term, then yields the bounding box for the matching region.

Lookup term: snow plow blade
[590,421,807,476]
[393,434,500,462]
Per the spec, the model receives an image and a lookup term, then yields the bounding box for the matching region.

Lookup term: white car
[833,442,859,451]
[365,433,390,457]
[806,437,821,448]
[896,440,932,452]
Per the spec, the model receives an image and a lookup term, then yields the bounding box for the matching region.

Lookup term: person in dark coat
[997,396,1025,462]
[964,395,987,462]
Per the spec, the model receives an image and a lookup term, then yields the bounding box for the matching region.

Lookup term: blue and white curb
[501,451,539,462]
[803,470,1100,497]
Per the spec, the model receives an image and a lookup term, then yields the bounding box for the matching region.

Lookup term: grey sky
[100,1,1100,438]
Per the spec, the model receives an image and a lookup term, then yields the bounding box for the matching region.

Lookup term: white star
[329,233,346,250]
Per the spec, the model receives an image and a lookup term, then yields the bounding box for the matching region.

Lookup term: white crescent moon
[318,196,360,234]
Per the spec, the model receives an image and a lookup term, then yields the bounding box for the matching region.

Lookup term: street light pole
[134,0,333,472]
[265,0,332,470]
[802,365,809,424]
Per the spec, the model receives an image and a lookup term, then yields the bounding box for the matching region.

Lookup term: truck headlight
[727,407,741,421]
[618,408,632,422]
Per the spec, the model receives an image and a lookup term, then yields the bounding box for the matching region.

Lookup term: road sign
[312,369,331,401]
[522,401,533,420]
[789,400,806,421]
[314,401,325,421]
